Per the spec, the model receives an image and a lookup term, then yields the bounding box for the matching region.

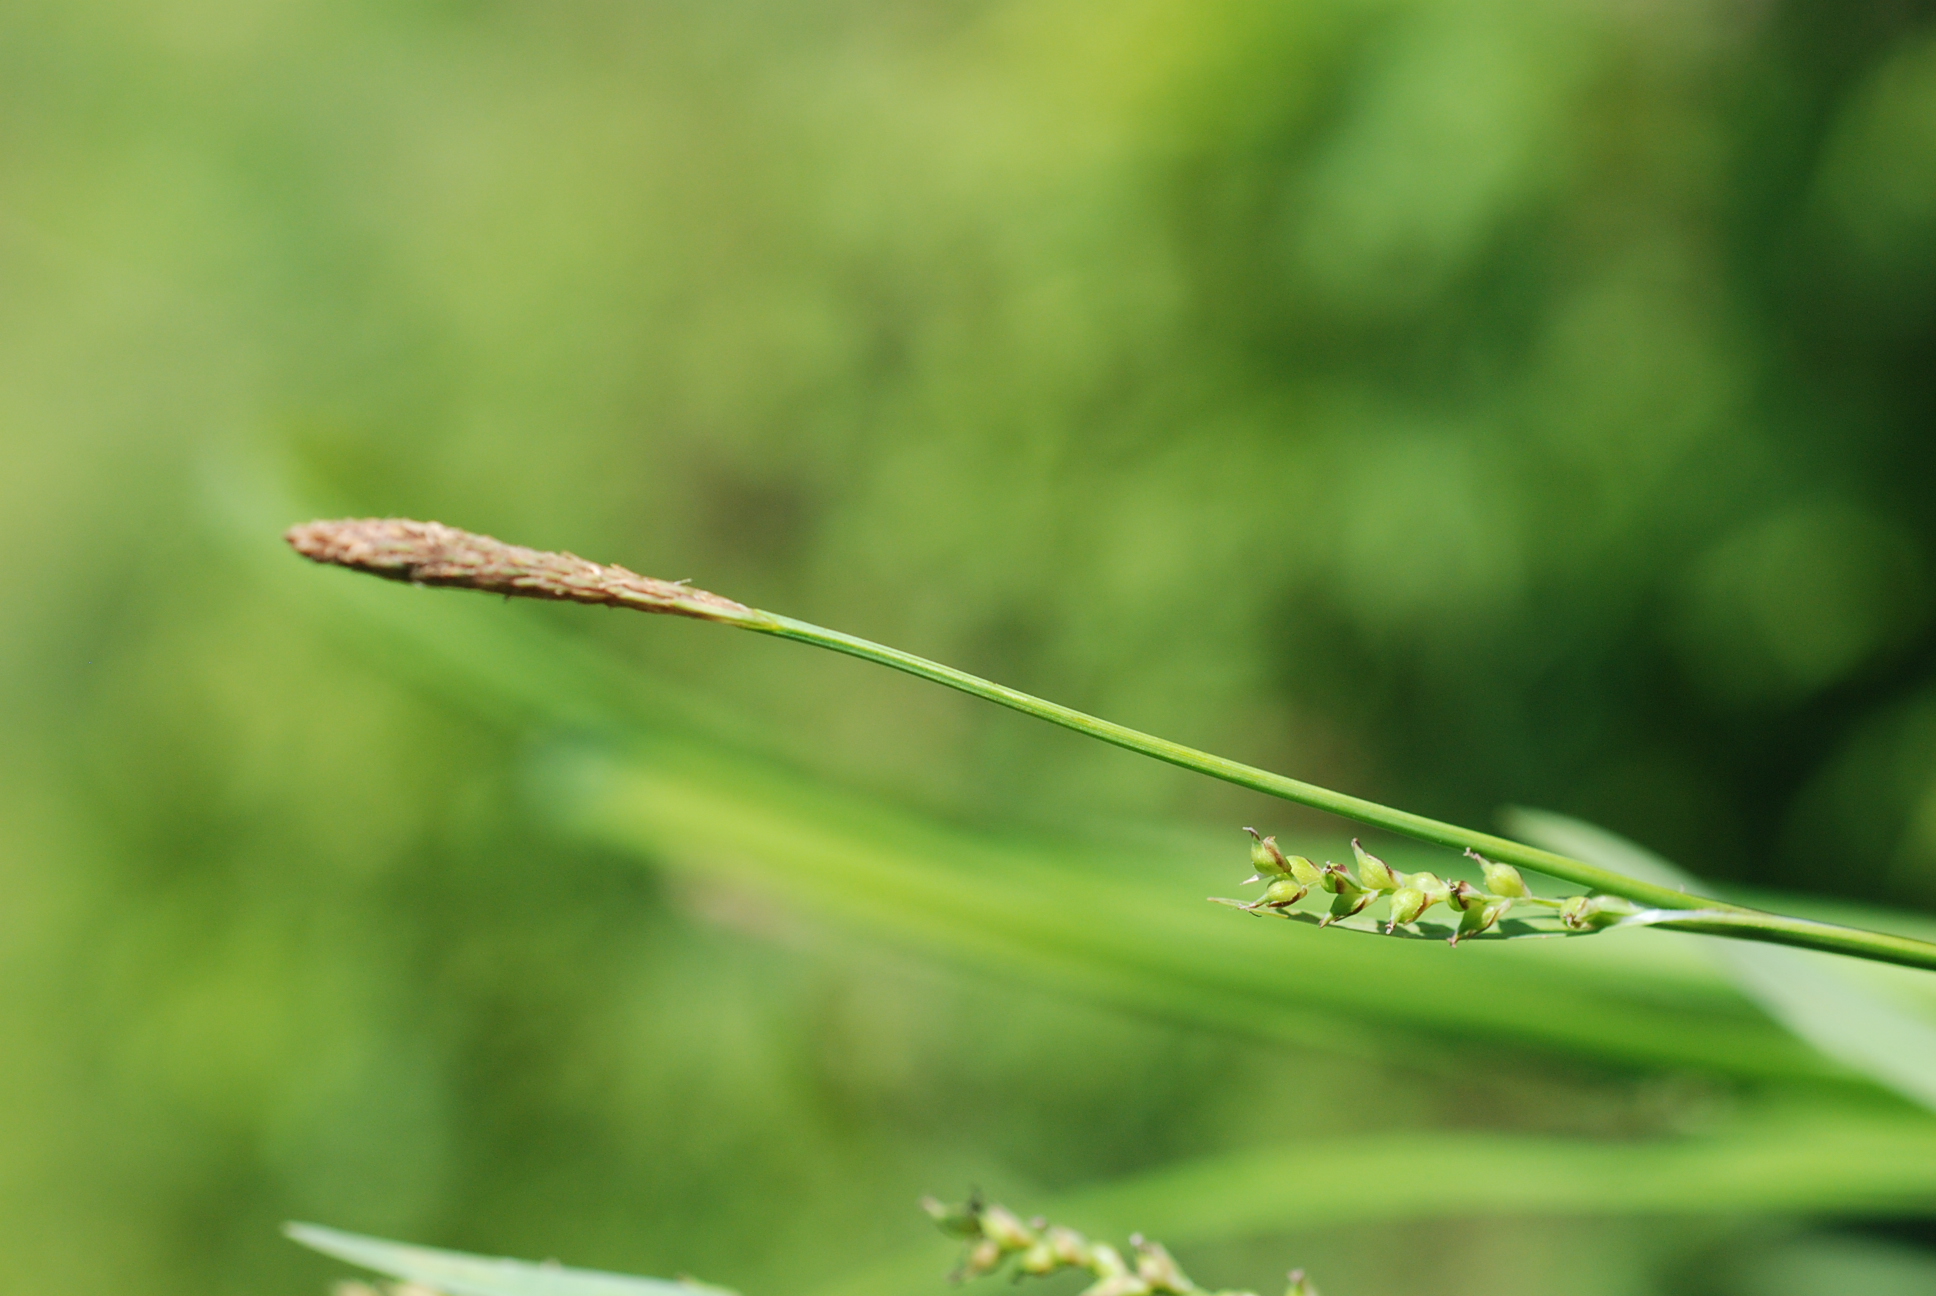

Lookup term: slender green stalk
[286,518,1936,973]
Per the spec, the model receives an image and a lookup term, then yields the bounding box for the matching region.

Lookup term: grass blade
[285,1223,715,1296]
[1506,808,1936,1112]
[542,743,1830,1078]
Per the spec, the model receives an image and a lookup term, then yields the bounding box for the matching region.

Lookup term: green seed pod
[1413,870,1451,903]
[1131,1237,1193,1293]
[1045,1226,1091,1268]
[1451,896,1512,944]
[1320,866,1373,925]
[1248,877,1309,911]
[1087,1244,1132,1282]
[958,1238,1005,1280]
[1476,856,1529,898]
[1385,886,1428,931]
[1401,870,1451,906]
[1351,840,1401,893]
[1243,828,1292,883]
[1285,854,1324,887]
[1385,870,1449,931]
[981,1204,1037,1251]
[1017,1241,1061,1276]
[1319,861,1360,895]
[1323,888,1372,924]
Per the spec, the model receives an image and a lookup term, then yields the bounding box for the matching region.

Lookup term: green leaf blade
[286,1223,717,1296]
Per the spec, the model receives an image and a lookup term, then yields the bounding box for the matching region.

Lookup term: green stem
[750,614,1936,973]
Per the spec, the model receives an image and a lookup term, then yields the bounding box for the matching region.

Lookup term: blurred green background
[8,0,1936,1293]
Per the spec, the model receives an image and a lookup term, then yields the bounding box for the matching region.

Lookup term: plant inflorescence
[923,1194,1316,1296]
[1225,830,1637,944]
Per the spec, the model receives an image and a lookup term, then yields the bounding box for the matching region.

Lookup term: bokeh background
[8,0,1936,1293]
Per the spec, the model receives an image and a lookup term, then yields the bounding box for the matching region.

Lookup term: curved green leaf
[285,1223,725,1296]
[1506,807,1936,1112]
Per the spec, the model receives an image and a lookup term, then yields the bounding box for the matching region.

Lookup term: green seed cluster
[1238,830,1636,943]
[923,1195,1315,1296]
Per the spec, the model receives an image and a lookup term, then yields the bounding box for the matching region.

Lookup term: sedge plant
[279,517,1936,1296]
[283,518,1936,973]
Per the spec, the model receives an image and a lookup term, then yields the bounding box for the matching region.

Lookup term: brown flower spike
[285,518,759,624]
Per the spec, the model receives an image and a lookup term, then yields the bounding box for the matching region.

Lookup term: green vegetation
[7,1,1936,1294]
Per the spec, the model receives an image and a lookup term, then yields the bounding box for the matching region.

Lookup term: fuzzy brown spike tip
[284,518,757,624]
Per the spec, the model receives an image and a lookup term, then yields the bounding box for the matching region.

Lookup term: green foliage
[7,0,1936,1294]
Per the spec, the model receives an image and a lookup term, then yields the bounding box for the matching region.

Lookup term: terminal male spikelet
[285,518,757,624]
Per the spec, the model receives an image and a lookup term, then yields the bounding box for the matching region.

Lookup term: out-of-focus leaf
[286,1222,721,1296]
[1506,808,1936,1112]
[1724,1232,1936,1296]
[1055,1102,1936,1228]
[544,743,1827,1077]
